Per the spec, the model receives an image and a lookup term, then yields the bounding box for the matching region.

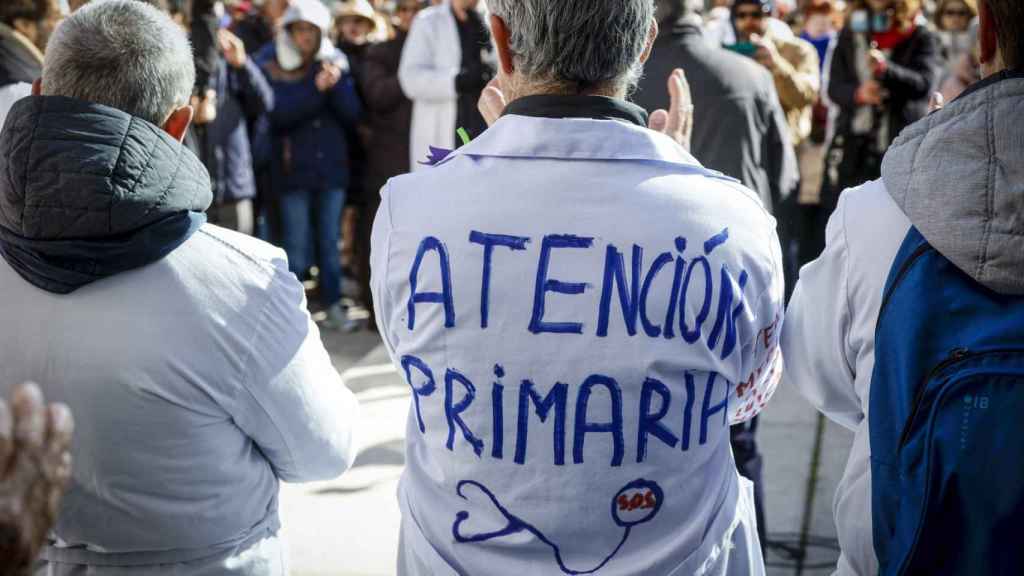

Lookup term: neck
[505,75,626,102]
[981,52,1007,78]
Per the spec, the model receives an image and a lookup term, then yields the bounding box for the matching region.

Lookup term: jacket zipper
[878,243,932,321]
[896,347,970,451]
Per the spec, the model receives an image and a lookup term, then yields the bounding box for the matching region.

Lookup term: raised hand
[0,383,73,576]
[316,62,342,93]
[648,69,694,151]
[218,29,247,70]
[478,78,507,127]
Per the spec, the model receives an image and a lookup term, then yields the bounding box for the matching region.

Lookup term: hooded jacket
[0,96,210,293]
[0,95,359,573]
[782,69,1024,575]
[261,0,362,194]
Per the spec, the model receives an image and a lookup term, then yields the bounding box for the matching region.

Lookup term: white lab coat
[782,180,910,576]
[0,82,31,131]
[372,112,786,575]
[398,0,488,171]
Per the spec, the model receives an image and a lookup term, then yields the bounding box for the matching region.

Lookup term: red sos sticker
[611,479,663,528]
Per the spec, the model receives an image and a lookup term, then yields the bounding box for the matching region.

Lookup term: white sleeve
[398,13,459,102]
[781,195,862,430]
[370,182,400,362]
[231,263,361,483]
[731,219,786,424]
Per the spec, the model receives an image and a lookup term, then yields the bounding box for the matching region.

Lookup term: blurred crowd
[0,0,980,335]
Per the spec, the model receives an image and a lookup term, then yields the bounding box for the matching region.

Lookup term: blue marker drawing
[452,478,664,575]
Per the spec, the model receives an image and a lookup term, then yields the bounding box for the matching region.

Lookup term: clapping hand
[0,383,73,575]
[218,29,247,69]
[648,69,694,151]
[316,62,342,93]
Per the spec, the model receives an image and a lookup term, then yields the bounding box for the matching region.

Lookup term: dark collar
[503,94,648,127]
[955,67,1024,102]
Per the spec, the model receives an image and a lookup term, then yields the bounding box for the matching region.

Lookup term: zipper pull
[949,348,970,361]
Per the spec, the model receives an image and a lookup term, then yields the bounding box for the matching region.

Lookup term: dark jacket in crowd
[0,96,211,294]
[0,23,41,88]
[828,24,941,154]
[205,58,274,203]
[634,18,798,214]
[362,30,413,194]
[816,23,941,257]
[231,14,275,57]
[262,56,363,194]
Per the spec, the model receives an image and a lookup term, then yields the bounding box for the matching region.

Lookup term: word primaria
[403,357,733,467]
[407,229,750,361]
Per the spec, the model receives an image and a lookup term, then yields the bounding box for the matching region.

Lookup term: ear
[640,20,660,64]
[161,106,194,143]
[31,78,42,96]
[977,0,998,67]
[490,14,515,76]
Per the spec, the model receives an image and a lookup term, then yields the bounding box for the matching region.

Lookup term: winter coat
[0,95,359,573]
[363,30,413,193]
[827,24,941,152]
[262,0,363,194]
[764,32,821,146]
[634,19,798,213]
[205,58,274,203]
[263,59,362,194]
[783,69,1024,576]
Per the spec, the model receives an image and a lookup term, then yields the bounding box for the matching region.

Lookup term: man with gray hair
[372,0,784,574]
[0,1,359,573]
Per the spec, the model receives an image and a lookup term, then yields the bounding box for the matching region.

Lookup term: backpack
[869,227,1024,575]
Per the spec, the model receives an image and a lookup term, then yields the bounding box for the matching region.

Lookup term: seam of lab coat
[236,272,299,476]
[839,194,859,380]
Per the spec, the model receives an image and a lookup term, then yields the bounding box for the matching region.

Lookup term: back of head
[42,0,195,126]
[985,0,1023,70]
[486,0,654,96]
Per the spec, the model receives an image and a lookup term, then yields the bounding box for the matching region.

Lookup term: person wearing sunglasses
[935,0,977,64]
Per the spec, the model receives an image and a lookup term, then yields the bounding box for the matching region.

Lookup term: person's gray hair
[487,0,656,95]
[42,0,195,126]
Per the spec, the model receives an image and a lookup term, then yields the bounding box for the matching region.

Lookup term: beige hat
[333,0,377,29]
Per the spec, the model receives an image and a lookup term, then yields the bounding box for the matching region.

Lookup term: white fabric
[276,0,347,71]
[781,180,911,576]
[0,82,31,130]
[397,1,471,171]
[372,114,785,575]
[0,225,360,573]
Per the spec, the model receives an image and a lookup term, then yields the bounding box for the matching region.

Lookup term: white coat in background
[0,82,31,131]
[782,73,1024,576]
[372,113,786,575]
[397,0,489,171]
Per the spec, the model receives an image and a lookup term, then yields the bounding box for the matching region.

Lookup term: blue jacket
[206,58,274,203]
[262,56,362,194]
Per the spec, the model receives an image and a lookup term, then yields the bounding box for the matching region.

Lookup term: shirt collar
[436,114,726,183]
[502,94,649,128]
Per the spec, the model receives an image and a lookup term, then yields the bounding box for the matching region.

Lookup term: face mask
[871,12,892,32]
[850,9,869,33]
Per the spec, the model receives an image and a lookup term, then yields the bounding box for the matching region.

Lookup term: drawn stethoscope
[452,478,665,575]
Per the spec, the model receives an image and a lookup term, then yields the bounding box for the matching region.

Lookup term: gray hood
[881,70,1024,295]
